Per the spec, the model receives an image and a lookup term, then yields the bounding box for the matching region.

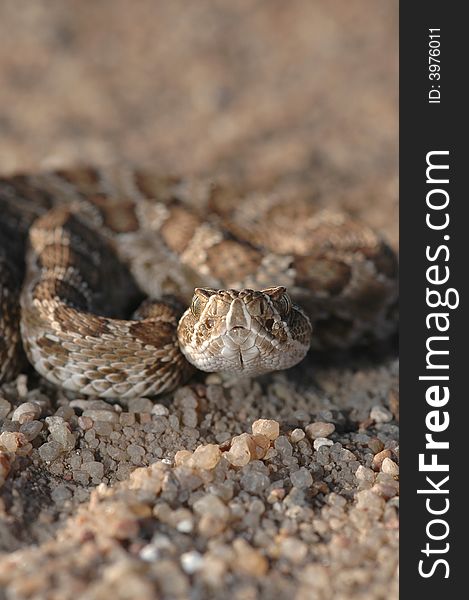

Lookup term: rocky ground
[0,2,398,599]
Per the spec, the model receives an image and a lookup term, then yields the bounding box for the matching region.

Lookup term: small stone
[94,421,113,436]
[200,554,226,585]
[279,537,308,563]
[119,412,136,426]
[180,551,204,574]
[73,470,91,485]
[11,402,41,424]
[82,409,119,423]
[305,422,335,439]
[190,444,221,470]
[193,494,229,520]
[290,428,305,443]
[290,467,313,489]
[339,448,356,462]
[46,418,76,451]
[251,434,271,459]
[174,450,193,466]
[182,409,198,428]
[0,398,11,420]
[355,465,376,484]
[0,431,31,455]
[381,457,399,476]
[127,397,153,413]
[82,461,105,480]
[194,494,229,536]
[240,470,270,494]
[78,416,94,430]
[55,406,75,420]
[232,538,268,576]
[19,420,43,441]
[370,405,393,423]
[151,404,169,416]
[51,484,72,503]
[355,489,385,513]
[38,441,63,462]
[252,419,280,441]
[274,436,293,458]
[176,518,194,534]
[372,449,392,471]
[372,479,399,499]
[313,437,334,450]
[205,373,223,385]
[367,437,385,453]
[224,433,256,466]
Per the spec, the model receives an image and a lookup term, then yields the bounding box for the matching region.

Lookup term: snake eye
[190,288,216,319]
[191,295,203,318]
[263,286,292,317]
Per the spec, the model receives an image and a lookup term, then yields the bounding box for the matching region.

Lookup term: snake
[0,166,398,398]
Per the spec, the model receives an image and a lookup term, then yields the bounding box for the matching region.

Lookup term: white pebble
[370,405,393,423]
[181,551,204,574]
[313,437,334,450]
[381,457,399,476]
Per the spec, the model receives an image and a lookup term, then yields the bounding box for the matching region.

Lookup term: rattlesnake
[0,167,398,398]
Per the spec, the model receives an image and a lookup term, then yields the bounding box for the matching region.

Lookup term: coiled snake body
[0,167,398,398]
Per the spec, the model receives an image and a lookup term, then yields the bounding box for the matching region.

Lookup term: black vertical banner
[400,3,466,597]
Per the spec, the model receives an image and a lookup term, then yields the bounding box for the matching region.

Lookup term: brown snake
[0,167,398,398]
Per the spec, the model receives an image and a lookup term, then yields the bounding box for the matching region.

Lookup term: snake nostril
[265,318,274,330]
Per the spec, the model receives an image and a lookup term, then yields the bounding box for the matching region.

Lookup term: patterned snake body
[0,167,398,398]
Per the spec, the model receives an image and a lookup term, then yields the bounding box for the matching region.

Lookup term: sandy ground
[0,2,398,599]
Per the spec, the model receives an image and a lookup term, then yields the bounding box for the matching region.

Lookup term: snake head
[177,287,312,376]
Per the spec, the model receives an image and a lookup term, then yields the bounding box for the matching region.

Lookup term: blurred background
[0,0,397,245]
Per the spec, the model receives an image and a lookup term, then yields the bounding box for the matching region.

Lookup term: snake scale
[0,167,398,398]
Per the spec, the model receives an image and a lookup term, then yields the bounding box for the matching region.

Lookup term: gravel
[0,358,399,599]
[0,0,398,597]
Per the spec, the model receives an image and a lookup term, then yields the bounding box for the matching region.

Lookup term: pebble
[381,458,399,476]
[180,551,204,574]
[0,431,31,455]
[82,410,119,423]
[232,539,268,576]
[280,537,308,563]
[290,428,305,443]
[367,437,385,453]
[355,465,376,484]
[274,436,293,458]
[193,494,229,521]
[372,449,392,471]
[11,402,41,424]
[305,422,335,439]
[224,433,256,466]
[46,418,76,451]
[194,494,230,536]
[38,441,63,462]
[82,461,105,480]
[240,470,271,494]
[19,420,43,441]
[77,416,94,430]
[252,419,280,441]
[290,467,313,489]
[190,444,221,470]
[355,489,385,513]
[151,404,169,417]
[0,398,11,420]
[370,405,393,423]
[127,397,153,413]
[313,437,334,450]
